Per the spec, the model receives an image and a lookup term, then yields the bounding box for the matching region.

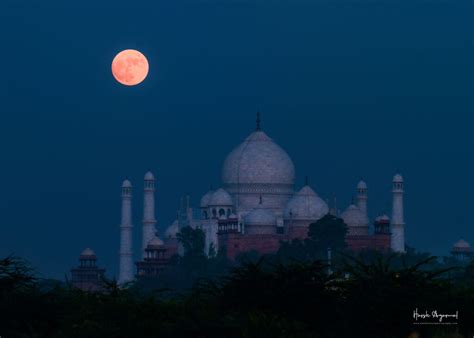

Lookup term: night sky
[0,0,472,279]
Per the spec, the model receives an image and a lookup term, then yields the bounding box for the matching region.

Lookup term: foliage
[2,253,474,338]
[307,213,348,252]
[176,226,206,257]
[276,214,348,264]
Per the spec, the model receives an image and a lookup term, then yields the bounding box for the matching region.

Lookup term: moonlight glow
[111,49,149,86]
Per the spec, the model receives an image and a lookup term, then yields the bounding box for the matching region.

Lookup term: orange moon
[111,49,149,86]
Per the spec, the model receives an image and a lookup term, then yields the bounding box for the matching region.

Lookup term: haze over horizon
[0,0,472,279]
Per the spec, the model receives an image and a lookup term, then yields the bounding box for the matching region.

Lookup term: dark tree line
[1,254,474,338]
[3,216,474,337]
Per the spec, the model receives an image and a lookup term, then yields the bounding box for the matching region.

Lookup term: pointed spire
[256,110,261,131]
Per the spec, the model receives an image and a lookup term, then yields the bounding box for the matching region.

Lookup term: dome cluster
[160,117,405,258]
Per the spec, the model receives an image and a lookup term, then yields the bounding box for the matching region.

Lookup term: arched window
[219,208,225,217]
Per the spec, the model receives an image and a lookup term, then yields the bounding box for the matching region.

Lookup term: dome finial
[256,110,261,131]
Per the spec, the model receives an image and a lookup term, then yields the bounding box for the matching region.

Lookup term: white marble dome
[148,237,164,247]
[375,214,390,222]
[341,204,367,227]
[244,208,277,226]
[208,188,233,206]
[165,220,179,239]
[453,239,471,250]
[144,171,155,180]
[81,248,96,257]
[200,189,214,208]
[284,186,328,221]
[222,130,295,187]
[393,174,404,183]
[357,180,367,189]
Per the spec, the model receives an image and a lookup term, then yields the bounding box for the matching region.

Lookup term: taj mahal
[117,114,406,284]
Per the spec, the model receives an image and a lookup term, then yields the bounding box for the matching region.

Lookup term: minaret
[142,171,157,257]
[390,174,405,253]
[357,180,368,225]
[119,179,134,284]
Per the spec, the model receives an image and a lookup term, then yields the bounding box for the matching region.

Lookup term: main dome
[222,130,295,186]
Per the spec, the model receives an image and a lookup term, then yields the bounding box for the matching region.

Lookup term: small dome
[357,180,367,189]
[375,214,390,223]
[122,179,132,188]
[148,237,164,247]
[208,188,233,206]
[283,185,328,221]
[144,171,155,180]
[453,239,471,250]
[200,189,214,208]
[341,204,367,227]
[80,248,96,257]
[393,174,404,183]
[244,208,277,226]
[165,220,179,239]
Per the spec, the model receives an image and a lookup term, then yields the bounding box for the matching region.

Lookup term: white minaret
[119,179,134,284]
[357,180,368,225]
[391,173,405,253]
[142,171,157,257]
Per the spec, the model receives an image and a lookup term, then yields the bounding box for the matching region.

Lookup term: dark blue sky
[0,0,472,279]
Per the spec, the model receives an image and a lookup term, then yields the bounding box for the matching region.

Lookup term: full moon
[111,49,149,86]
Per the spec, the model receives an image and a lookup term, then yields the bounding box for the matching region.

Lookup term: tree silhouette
[176,226,206,257]
[307,213,348,252]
